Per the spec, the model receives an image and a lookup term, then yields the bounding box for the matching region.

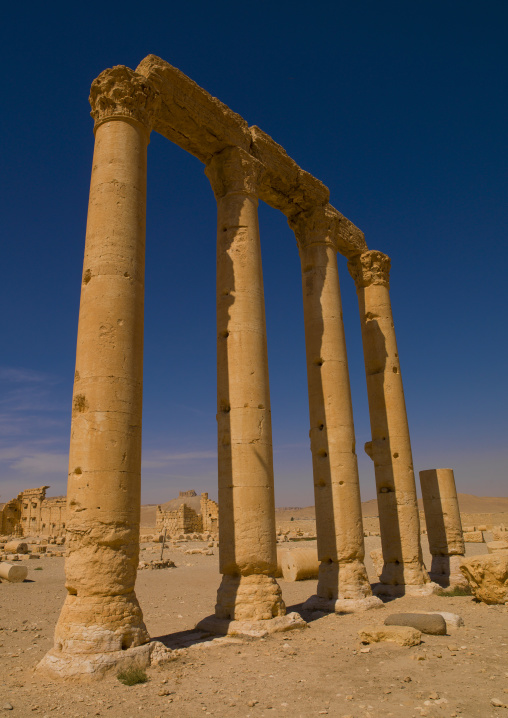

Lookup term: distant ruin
[156,490,218,535]
[0,486,66,537]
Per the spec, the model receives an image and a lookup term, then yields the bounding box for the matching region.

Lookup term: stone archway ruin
[38,55,435,679]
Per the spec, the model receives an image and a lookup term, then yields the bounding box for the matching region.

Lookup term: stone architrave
[37,66,160,679]
[200,146,287,628]
[348,251,433,596]
[419,468,467,587]
[289,206,381,612]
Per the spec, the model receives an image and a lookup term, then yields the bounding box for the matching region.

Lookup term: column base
[429,555,469,589]
[36,642,151,682]
[215,574,286,621]
[302,594,383,613]
[196,611,307,638]
[373,581,441,598]
[315,559,376,602]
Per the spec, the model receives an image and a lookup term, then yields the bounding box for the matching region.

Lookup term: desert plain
[1,496,508,718]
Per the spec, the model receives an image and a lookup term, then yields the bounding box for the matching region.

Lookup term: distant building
[0,486,66,537]
[156,490,218,535]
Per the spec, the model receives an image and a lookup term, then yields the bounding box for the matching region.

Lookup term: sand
[1,532,507,717]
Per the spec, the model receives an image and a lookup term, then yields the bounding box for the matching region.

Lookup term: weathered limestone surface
[207,146,284,622]
[384,612,446,635]
[463,531,484,543]
[419,468,466,587]
[487,540,508,554]
[4,541,28,554]
[0,562,28,582]
[289,207,379,613]
[460,554,508,604]
[359,625,421,647]
[38,67,155,680]
[348,251,431,596]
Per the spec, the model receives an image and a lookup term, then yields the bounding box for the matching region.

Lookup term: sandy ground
[1,536,507,718]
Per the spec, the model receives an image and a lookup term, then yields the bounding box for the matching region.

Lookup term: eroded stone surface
[460,554,508,604]
[359,625,421,647]
[384,612,446,635]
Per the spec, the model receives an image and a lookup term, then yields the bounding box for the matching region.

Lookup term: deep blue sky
[1,1,506,505]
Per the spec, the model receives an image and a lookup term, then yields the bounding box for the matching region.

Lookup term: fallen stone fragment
[359,625,421,647]
[487,541,508,554]
[0,562,28,583]
[384,612,446,635]
[491,698,504,708]
[4,541,28,554]
[460,554,508,604]
[428,611,464,629]
[2,703,13,710]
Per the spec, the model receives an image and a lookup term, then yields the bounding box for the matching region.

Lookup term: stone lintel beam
[249,126,329,216]
[289,204,367,258]
[135,55,251,163]
[94,55,364,257]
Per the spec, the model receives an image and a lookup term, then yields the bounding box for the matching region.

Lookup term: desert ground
[1,504,507,718]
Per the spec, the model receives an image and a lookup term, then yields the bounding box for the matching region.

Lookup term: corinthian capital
[347,250,391,289]
[205,147,265,200]
[288,205,342,252]
[89,66,160,132]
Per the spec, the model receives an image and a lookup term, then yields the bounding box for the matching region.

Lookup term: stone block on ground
[0,562,28,582]
[428,611,464,629]
[463,531,484,543]
[4,542,28,554]
[358,625,421,647]
[487,541,508,554]
[460,554,508,604]
[384,612,446,635]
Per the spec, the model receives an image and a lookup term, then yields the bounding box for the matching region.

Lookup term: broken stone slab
[384,612,446,635]
[0,562,28,583]
[460,554,508,604]
[196,611,307,638]
[359,625,421,647]
[149,641,178,666]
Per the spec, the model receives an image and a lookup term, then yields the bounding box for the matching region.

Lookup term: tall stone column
[289,207,381,612]
[348,251,433,596]
[420,468,467,587]
[202,146,287,626]
[38,67,159,679]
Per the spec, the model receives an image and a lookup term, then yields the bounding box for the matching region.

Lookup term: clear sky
[1,1,506,506]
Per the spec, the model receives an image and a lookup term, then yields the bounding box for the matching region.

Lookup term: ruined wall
[0,486,67,537]
[155,503,203,535]
[155,492,218,535]
[201,492,218,533]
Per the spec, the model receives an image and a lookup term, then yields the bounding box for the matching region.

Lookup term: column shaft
[208,147,284,621]
[38,90,154,678]
[420,468,466,586]
[349,251,430,592]
[291,213,376,609]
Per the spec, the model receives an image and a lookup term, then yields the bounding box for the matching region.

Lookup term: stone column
[38,67,159,679]
[348,251,433,596]
[202,146,287,627]
[289,207,381,612]
[420,468,467,587]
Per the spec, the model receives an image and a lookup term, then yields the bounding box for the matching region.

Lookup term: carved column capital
[89,66,160,133]
[288,205,341,252]
[347,250,391,289]
[205,146,265,200]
